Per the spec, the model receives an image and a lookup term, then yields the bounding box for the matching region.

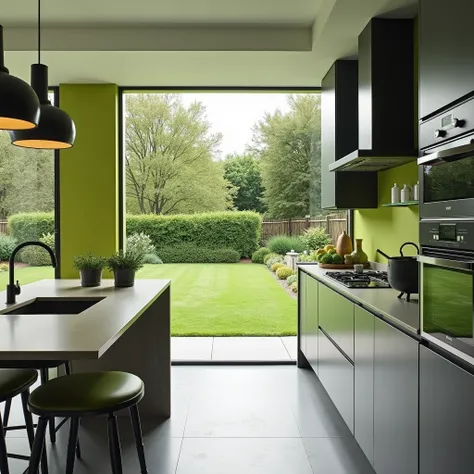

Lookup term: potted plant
[107,250,144,288]
[73,253,107,287]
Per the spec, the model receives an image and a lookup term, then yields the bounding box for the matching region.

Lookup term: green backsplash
[354,162,419,262]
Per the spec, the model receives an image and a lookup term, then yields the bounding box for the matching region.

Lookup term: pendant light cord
[37,0,41,64]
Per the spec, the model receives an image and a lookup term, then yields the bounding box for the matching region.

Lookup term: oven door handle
[418,141,474,165]
[418,255,474,270]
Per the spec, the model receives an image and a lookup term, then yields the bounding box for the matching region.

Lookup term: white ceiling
[1,0,417,87]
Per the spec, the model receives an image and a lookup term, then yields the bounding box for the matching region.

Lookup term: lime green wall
[59,84,120,278]
[354,162,419,262]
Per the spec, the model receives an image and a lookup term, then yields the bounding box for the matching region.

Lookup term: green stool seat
[0,369,37,403]
[29,371,144,417]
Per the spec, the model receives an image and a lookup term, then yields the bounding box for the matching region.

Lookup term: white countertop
[299,264,419,336]
[0,279,170,360]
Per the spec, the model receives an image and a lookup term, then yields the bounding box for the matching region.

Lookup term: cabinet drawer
[318,329,354,433]
[319,284,354,360]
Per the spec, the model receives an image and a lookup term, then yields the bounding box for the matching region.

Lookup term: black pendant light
[10,0,76,149]
[0,26,40,130]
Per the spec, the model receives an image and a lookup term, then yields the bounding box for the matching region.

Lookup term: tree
[0,132,54,219]
[125,93,233,215]
[223,153,266,213]
[251,94,321,218]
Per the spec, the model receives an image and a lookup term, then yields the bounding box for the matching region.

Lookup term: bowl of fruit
[314,244,368,269]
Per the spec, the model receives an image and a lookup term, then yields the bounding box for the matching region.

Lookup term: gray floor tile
[281,336,297,360]
[303,437,376,474]
[212,337,291,361]
[177,438,313,474]
[172,337,213,361]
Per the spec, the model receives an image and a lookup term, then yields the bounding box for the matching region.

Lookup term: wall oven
[419,220,474,364]
[419,97,474,219]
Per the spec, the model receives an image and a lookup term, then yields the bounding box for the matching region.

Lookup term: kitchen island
[0,279,171,417]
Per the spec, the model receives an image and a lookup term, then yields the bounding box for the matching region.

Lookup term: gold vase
[351,239,368,264]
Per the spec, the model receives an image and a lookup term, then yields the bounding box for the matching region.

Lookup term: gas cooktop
[325,271,390,289]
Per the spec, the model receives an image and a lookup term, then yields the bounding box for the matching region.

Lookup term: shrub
[271,262,285,273]
[267,235,305,255]
[276,266,295,280]
[286,274,298,286]
[251,247,271,264]
[159,244,240,263]
[290,282,298,293]
[126,233,156,256]
[73,253,107,271]
[298,253,318,263]
[263,252,280,264]
[107,250,145,272]
[143,253,163,264]
[0,234,17,261]
[266,256,284,269]
[301,227,332,251]
[0,263,8,272]
[20,233,55,266]
[8,213,54,243]
[127,211,261,258]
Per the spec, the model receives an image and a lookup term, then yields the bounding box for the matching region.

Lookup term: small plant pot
[80,269,103,287]
[114,268,136,288]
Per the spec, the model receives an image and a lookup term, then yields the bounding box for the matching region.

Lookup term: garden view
[0,92,346,337]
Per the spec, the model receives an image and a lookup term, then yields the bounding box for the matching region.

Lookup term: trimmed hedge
[8,213,55,243]
[251,247,271,264]
[127,212,261,258]
[159,244,240,263]
[8,211,262,258]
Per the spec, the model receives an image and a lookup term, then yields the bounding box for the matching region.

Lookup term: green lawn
[0,264,297,336]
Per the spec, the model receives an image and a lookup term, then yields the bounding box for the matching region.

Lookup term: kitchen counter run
[299,264,419,336]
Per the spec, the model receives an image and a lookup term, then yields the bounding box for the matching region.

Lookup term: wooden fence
[0,222,7,234]
[262,213,347,244]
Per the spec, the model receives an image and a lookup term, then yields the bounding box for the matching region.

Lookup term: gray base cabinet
[318,328,354,433]
[306,276,319,374]
[354,306,375,465]
[373,318,418,474]
[420,345,474,474]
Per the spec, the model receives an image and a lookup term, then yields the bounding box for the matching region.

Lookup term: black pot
[80,268,103,287]
[114,268,136,288]
[376,242,420,301]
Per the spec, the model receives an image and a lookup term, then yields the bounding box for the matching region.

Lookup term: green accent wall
[354,162,419,262]
[59,84,120,278]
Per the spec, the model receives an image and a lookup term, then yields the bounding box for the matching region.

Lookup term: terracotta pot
[336,231,353,257]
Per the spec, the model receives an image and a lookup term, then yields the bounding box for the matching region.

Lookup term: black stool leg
[107,413,123,474]
[20,390,35,451]
[0,411,10,474]
[28,416,48,474]
[40,369,56,444]
[129,405,148,474]
[63,361,81,459]
[3,398,11,428]
[66,417,80,474]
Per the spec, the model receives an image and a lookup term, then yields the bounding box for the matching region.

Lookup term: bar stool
[1,360,73,444]
[27,371,148,474]
[0,368,38,474]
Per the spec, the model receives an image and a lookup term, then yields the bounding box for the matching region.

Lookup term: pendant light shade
[10,64,76,149]
[0,25,40,131]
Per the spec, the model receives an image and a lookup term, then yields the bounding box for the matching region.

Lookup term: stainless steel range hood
[331,18,417,173]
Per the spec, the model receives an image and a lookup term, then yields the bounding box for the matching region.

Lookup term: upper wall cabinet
[321,60,378,209]
[419,0,474,120]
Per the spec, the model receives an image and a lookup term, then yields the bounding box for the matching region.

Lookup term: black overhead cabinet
[321,60,377,209]
[419,0,474,120]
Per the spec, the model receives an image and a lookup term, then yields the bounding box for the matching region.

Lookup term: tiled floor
[172,336,297,361]
[1,366,375,473]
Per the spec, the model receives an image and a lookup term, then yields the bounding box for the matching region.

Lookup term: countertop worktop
[299,264,419,336]
[0,279,170,360]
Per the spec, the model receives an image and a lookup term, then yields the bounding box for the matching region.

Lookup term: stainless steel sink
[2,297,104,315]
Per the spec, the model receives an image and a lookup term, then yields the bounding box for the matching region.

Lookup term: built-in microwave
[419,97,474,219]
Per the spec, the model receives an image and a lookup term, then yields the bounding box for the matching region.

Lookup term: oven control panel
[420,220,474,251]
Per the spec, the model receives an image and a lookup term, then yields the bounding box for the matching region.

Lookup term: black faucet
[7,241,57,305]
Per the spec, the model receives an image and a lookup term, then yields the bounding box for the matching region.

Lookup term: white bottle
[401,184,411,202]
[391,183,401,203]
[413,181,419,201]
